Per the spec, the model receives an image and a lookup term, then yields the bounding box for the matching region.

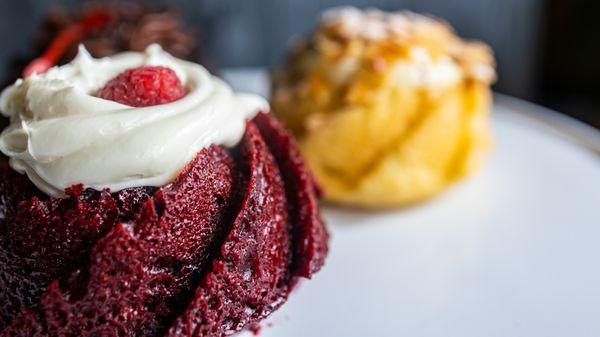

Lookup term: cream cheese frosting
[0,44,268,197]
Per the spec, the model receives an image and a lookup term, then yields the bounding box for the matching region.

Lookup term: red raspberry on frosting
[97,66,185,107]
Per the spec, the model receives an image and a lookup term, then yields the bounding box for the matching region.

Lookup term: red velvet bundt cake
[0,45,328,336]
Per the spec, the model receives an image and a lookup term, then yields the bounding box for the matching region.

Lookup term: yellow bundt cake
[271,7,496,207]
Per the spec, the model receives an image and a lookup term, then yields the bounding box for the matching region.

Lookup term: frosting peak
[0,45,268,197]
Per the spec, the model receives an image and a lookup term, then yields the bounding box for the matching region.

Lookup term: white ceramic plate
[223,69,600,337]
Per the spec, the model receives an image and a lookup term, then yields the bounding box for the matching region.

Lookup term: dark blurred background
[0,0,598,128]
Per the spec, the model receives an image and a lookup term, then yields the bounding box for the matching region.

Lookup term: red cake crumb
[167,123,291,337]
[97,66,185,107]
[2,146,237,336]
[248,323,261,335]
[0,114,328,336]
[0,178,153,329]
[254,112,329,278]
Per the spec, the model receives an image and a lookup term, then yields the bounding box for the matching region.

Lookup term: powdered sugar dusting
[321,6,435,40]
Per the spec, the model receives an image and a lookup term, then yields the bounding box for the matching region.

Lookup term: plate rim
[494,93,600,156]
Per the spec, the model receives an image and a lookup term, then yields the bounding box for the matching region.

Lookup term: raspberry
[97,66,185,107]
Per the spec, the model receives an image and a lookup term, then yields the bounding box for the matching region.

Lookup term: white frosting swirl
[0,45,268,197]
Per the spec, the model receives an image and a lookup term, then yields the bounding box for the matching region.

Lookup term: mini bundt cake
[0,45,328,336]
[272,7,496,207]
